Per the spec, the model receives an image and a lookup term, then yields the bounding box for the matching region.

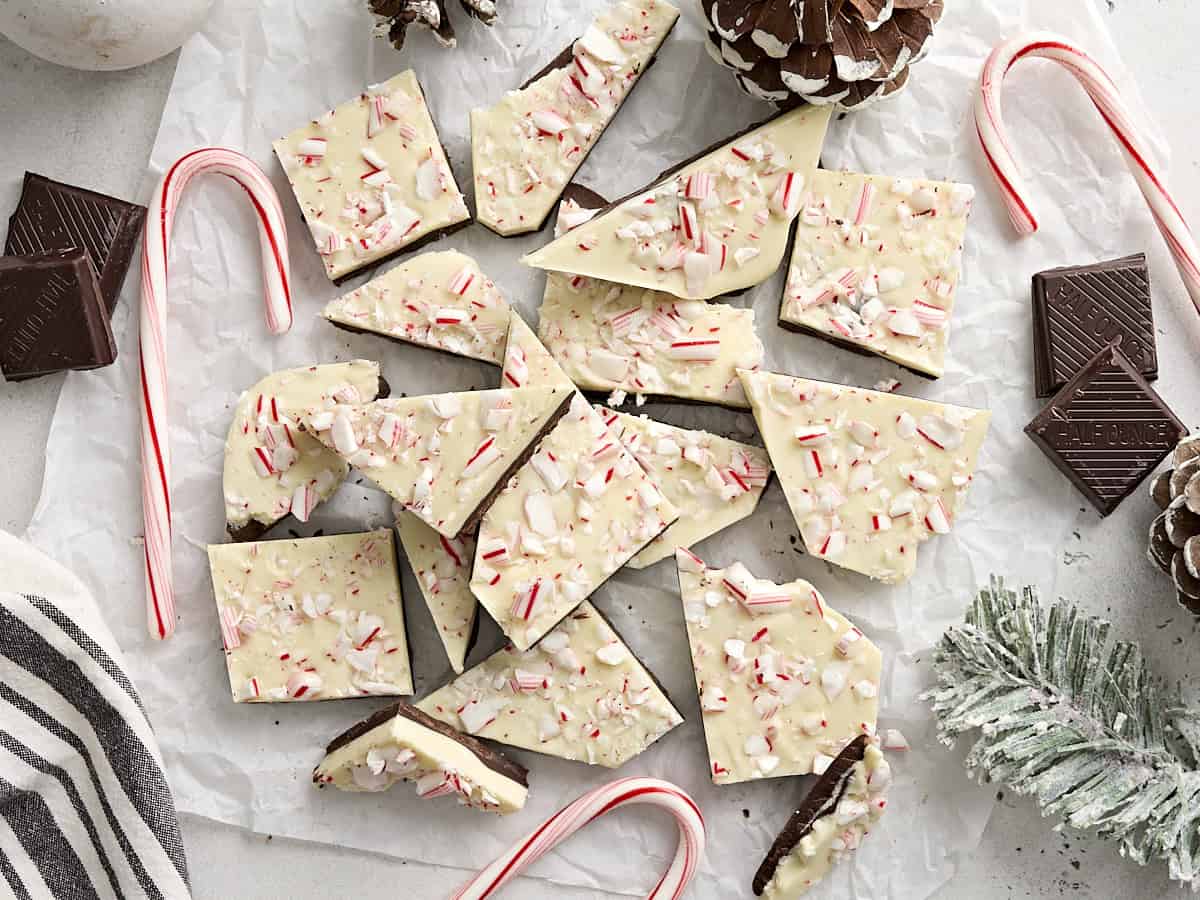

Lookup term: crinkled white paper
[26,0,1183,896]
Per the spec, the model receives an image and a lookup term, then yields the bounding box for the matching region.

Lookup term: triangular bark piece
[396,515,478,673]
[323,250,511,365]
[599,409,771,568]
[417,601,683,767]
[675,550,880,784]
[739,369,990,583]
[302,386,572,539]
[523,105,832,300]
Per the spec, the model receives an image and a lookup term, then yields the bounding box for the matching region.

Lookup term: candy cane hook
[141,147,293,640]
[453,777,706,900]
[975,31,1200,315]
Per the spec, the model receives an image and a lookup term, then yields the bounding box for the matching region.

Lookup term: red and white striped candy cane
[453,777,706,900]
[141,147,293,640]
[975,31,1200,315]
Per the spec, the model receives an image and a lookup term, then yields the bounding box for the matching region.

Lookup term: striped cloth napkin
[0,530,190,900]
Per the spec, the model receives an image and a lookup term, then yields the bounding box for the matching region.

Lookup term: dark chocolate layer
[752,735,869,896]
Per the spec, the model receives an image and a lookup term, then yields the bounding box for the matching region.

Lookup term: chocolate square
[4,172,147,315]
[0,250,117,381]
[1025,343,1186,516]
[1032,254,1156,397]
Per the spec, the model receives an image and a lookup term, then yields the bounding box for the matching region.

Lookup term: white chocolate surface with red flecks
[763,743,890,898]
[273,70,470,282]
[781,170,974,378]
[472,0,680,236]
[208,530,411,702]
[501,311,574,390]
[674,550,881,785]
[313,709,527,814]
[522,104,832,300]
[322,250,510,365]
[599,408,771,568]
[395,512,477,674]
[469,392,679,651]
[417,602,683,767]
[739,370,990,584]
[223,361,383,535]
[302,385,570,539]
[538,272,764,407]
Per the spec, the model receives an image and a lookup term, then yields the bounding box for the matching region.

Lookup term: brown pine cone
[1148,433,1200,613]
[368,0,497,51]
[700,0,944,110]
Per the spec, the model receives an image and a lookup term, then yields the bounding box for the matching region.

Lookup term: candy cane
[453,777,706,900]
[975,32,1200,315]
[141,147,293,640]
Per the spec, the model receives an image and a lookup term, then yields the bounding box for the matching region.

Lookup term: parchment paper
[24,0,1187,896]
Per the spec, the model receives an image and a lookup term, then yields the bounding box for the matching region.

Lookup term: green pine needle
[924,577,1200,887]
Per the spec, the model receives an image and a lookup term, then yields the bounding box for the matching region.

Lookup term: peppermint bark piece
[675,551,881,784]
[600,409,771,568]
[314,701,528,814]
[417,602,683,767]
[753,736,890,897]
[472,0,680,236]
[538,272,765,407]
[502,310,574,389]
[302,386,572,539]
[224,361,387,541]
[739,370,990,584]
[273,70,471,283]
[471,393,679,650]
[395,513,478,673]
[323,250,510,365]
[780,170,975,378]
[523,105,832,300]
[208,530,411,702]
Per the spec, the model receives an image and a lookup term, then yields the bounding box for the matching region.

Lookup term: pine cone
[1148,433,1200,613]
[700,0,944,110]
[368,0,497,51]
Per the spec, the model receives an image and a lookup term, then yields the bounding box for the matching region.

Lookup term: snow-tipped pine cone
[1148,433,1200,613]
[699,0,944,110]
[368,0,497,51]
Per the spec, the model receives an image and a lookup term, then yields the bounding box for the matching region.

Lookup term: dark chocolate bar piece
[5,172,147,315]
[753,735,868,896]
[1032,254,1156,398]
[319,700,529,788]
[0,250,117,382]
[1025,343,1186,516]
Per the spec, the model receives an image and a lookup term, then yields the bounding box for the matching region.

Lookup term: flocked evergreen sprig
[924,578,1200,888]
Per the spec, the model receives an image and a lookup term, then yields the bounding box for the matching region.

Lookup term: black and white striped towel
[0,531,190,900]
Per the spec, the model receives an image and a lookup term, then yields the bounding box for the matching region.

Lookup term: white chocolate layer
[472,0,679,236]
[302,386,571,539]
[418,602,683,767]
[781,170,974,378]
[395,513,477,673]
[538,272,764,407]
[600,409,771,568]
[470,393,678,651]
[739,370,990,584]
[314,707,527,814]
[675,551,880,784]
[323,250,510,365]
[502,311,573,390]
[763,744,889,898]
[223,361,382,534]
[523,105,832,300]
[273,70,470,282]
[208,530,411,702]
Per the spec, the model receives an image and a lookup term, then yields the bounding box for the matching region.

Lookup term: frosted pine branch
[924,577,1200,888]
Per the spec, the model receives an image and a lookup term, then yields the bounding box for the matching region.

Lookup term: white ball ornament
[0,0,213,71]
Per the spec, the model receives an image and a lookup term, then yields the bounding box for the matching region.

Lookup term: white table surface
[3,3,1200,897]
